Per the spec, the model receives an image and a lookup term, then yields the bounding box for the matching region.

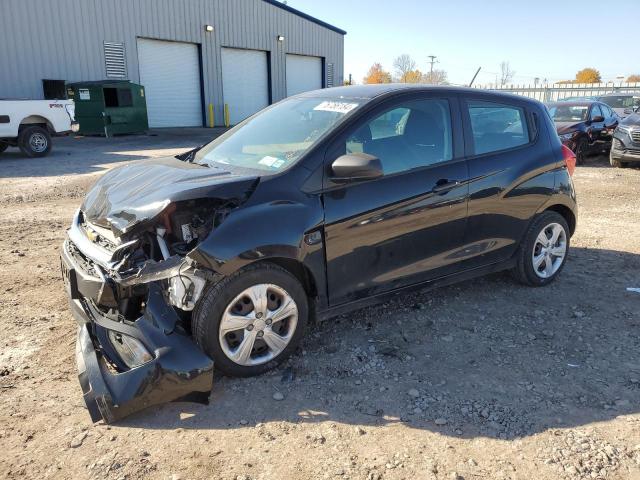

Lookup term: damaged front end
[61,157,258,423]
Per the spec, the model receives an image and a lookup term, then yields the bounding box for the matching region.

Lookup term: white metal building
[0,0,345,127]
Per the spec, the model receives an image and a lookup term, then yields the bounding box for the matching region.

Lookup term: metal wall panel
[0,0,345,126]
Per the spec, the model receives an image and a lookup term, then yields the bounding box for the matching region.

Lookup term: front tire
[18,126,51,157]
[512,211,570,287]
[192,263,308,377]
[575,137,588,165]
[609,150,627,168]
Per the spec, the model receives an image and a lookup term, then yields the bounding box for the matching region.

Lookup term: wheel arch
[544,204,576,236]
[246,257,319,299]
[19,115,54,133]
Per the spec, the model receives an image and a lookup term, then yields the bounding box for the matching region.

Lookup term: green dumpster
[68,80,148,136]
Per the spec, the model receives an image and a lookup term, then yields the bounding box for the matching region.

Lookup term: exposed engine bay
[79,198,235,316]
[61,155,260,423]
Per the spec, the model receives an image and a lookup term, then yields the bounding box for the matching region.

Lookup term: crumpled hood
[81,157,258,237]
[555,122,582,135]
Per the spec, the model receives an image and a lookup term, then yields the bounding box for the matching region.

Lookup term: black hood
[81,157,258,237]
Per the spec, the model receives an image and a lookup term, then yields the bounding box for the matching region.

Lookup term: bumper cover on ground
[61,240,214,424]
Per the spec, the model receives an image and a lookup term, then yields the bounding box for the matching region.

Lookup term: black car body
[61,85,578,423]
[545,100,619,163]
[610,112,640,167]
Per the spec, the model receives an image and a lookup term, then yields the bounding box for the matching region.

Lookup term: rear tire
[0,141,8,154]
[192,263,308,377]
[512,211,570,287]
[18,126,51,157]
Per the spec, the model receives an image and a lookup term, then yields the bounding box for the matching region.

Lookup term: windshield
[600,96,640,109]
[196,97,362,172]
[547,105,589,122]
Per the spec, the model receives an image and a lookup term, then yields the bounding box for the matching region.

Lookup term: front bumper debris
[61,239,214,424]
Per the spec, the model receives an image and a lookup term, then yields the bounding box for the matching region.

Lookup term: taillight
[561,145,576,176]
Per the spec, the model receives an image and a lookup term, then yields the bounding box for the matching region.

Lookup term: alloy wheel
[218,283,298,366]
[531,222,567,279]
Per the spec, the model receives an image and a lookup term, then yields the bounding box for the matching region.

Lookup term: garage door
[137,38,202,128]
[286,54,322,97]
[221,48,269,125]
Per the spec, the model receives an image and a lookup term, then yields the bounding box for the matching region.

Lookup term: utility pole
[427,55,438,74]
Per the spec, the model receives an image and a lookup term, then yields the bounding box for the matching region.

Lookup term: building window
[104,42,127,79]
[326,63,334,88]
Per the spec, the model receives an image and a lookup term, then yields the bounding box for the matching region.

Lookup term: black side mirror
[591,115,605,123]
[331,153,383,182]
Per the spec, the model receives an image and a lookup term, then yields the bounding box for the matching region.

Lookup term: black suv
[611,111,640,167]
[61,85,578,422]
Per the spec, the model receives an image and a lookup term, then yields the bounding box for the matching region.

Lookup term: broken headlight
[107,331,153,368]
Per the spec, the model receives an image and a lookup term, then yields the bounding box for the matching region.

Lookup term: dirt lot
[1,131,639,480]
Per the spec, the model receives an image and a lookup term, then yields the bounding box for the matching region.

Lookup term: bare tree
[393,54,417,83]
[423,69,448,85]
[500,61,515,86]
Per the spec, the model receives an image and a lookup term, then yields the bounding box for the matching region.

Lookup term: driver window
[345,99,453,175]
[590,104,603,120]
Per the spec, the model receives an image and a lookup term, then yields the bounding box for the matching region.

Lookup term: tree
[393,54,417,83]
[403,69,424,83]
[363,63,392,84]
[575,68,601,83]
[627,74,640,83]
[500,61,515,86]
[422,69,448,85]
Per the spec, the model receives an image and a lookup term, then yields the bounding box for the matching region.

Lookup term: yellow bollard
[224,103,230,128]
[208,103,214,128]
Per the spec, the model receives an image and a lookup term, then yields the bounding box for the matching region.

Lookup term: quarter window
[345,99,453,174]
[467,101,529,155]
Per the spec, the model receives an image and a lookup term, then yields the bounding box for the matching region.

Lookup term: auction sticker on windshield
[313,101,359,114]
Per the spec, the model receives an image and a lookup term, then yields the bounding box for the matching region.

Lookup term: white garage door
[286,54,322,97]
[221,48,269,125]
[137,38,202,128]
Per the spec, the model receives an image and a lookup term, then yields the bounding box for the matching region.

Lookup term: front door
[323,95,469,306]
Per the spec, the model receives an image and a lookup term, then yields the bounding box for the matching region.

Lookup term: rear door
[459,96,555,268]
[322,93,468,305]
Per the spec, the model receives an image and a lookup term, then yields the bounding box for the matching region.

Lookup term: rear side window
[467,101,530,155]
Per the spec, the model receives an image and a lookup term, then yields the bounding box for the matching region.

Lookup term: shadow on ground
[115,246,640,440]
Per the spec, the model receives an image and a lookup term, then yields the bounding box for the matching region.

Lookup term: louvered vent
[326,63,334,88]
[104,42,127,78]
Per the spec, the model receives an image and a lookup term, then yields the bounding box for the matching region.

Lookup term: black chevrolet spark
[61,85,577,422]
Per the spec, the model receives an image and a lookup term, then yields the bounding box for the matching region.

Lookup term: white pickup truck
[0,100,78,157]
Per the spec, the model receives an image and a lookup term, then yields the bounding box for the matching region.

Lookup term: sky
[286,0,640,86]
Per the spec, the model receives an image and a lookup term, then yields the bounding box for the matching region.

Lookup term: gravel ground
[1,132,639,480]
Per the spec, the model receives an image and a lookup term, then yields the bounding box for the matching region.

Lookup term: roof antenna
[468,67,481,87]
